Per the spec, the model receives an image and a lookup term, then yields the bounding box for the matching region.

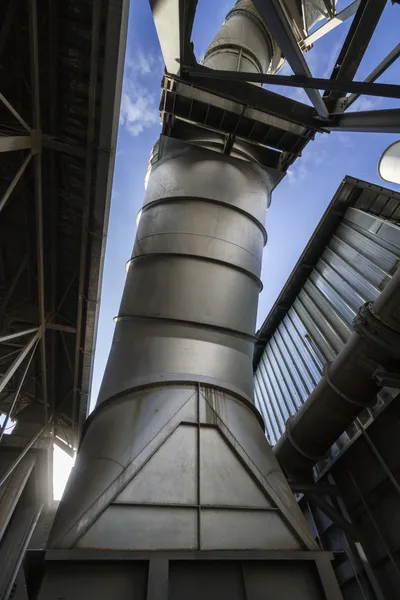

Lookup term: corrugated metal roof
[254,176,400,448]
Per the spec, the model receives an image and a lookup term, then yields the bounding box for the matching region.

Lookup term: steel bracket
[373,369,400,389]
[353,301,400,359]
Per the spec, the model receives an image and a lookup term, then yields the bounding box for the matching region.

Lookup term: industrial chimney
[33,3,343,599]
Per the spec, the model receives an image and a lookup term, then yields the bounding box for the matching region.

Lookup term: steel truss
[0,0,127,476]
[152,0,400,158]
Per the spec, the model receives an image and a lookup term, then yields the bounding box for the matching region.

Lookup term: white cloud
[286,134,329,185]
[120,50,164,137]
[120,80,159,137]
[126,50,164,76]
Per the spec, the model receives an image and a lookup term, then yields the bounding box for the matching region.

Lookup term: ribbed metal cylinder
[97,139,273,406]
[202,0,281,76]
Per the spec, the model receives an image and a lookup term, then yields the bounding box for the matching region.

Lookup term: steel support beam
[0,332,40,397]
[303,1,361,47]
[42,135,86,158]
[183,67,400,101]
[150,0,197,75]
[0,153,32,215]
[46,323,77,334]
[304,493,358,540]
[0,93,31,132]
[349,470,400,583]
[323,0,387,105]
[182,73,321,130]
[326,108,400,133]
[29,0,48,424]
[0,328,38,344]
[0,338,39,443]
[0,425,46,489]
[328,475,386,600]
[71,0,101,440]
[251,0,328,118]
[290,483,339,496]
[0,0,18,61]
[0,135,31,152]
[346,43,400,109]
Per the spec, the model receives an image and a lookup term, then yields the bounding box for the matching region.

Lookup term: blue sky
[89,0,400,409]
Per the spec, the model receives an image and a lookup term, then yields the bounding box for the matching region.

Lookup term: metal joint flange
[353,301,400,359]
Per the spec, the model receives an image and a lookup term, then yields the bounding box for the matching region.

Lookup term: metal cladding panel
[255,206,400,447]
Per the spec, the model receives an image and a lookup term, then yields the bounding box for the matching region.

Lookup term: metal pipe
[345,43,400,110]
[275,266,400,479]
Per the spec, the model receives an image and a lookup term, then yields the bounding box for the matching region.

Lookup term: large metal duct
[275,266,400,480]
[45,0,319,554]
[31,8,345,600]
[47,132,321,553]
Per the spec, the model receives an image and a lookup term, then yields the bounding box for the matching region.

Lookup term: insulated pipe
[275,267,400,480]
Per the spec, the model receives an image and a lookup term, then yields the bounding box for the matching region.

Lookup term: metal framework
[0,0,128,481]
[154,0,400,152]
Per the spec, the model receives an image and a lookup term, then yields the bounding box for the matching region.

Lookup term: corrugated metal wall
[254,206,400,448]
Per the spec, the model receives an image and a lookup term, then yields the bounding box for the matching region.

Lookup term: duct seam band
[225,5,274,54]
[114,314,258,342]
[285,417,322,463]
[323,363,375,409]
[126,253,264,290]
[203,43,264,74]
[140,196,268,244]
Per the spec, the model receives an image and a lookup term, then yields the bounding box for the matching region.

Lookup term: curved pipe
[274,267,400,480]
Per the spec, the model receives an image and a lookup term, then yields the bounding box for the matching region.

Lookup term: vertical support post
[197,382,201,551]
[315,554,345,600]
[147,559,169,600]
